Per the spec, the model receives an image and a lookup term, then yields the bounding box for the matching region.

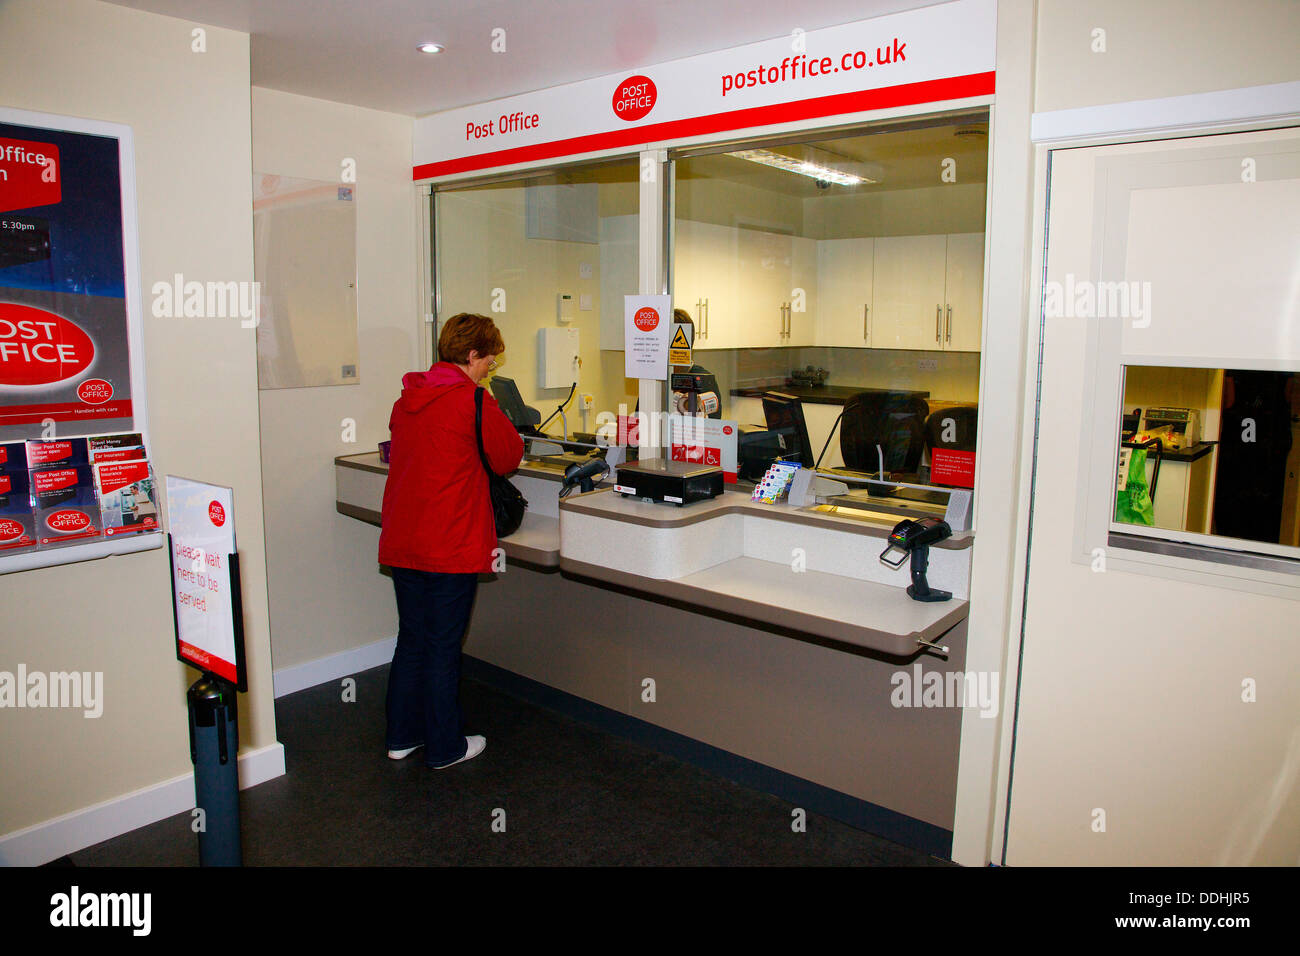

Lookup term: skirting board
[0,742,285,867]
[272,636,397,698]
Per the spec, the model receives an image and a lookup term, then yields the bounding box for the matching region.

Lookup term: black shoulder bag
[475,387,527,537]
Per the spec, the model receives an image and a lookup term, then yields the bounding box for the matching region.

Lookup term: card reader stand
[879,517,953,603]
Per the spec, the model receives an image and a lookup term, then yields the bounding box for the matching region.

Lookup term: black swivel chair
[840,391,930,479]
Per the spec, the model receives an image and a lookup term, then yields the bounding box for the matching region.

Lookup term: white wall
[0,0,278,854]
[982,0,1300,866]
[251,87,419,672]
[1035,0,1300,113]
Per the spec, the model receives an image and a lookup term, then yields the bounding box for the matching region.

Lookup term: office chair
[840,391,930,479]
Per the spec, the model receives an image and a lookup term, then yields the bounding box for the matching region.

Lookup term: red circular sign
[633,307,660,331]
[612,75,657,122]
[0,518,24,542]
[722,425,733,435]
[46,509,90,534]
[77,378,113,405]
[208,501,226,527]
[0,304,96,387]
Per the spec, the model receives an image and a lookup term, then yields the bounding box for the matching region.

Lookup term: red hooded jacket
[378,363,525,573]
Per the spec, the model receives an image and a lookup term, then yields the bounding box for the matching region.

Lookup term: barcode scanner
[879,517,953,603]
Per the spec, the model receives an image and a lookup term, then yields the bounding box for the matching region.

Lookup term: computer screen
[488,376,536,433]
[761,392,814,468]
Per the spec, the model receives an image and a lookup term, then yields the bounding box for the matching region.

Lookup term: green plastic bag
[1114,447,1154,526]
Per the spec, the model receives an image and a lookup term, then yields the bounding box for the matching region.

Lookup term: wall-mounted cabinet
[872,234,949,350]
[819,232,984,352]
[674,219,745,349]
[732,228,819,348]
[817,237,875,347]
[649,219,985,354]
[941,232,985,353]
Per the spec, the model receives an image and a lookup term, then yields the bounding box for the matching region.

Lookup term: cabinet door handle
[704,298,709,338]
[863,304,870,341]
[946,305,952,343]
[936,304,942,342]
[784,303,790,337]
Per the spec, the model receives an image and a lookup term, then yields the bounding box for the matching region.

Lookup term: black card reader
[879,517,953,603]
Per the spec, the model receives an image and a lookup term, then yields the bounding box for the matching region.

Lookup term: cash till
[1135,407,1200,451]
[614,459,723,506]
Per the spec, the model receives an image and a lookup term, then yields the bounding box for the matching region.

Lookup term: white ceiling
[102,0,947,117]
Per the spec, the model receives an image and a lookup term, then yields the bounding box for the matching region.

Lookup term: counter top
[558,487,971,656]
[335,450,597,482]
[336,455,972,655]
[730,384,930,406]
[1121,440,1216,463]
[561,553,966,656]
[334,451,583,569]
[562,486,971,549]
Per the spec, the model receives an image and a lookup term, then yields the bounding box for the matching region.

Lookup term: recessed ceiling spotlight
[417,42,444,54]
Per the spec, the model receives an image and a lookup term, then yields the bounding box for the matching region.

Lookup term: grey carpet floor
[70,664,949,866]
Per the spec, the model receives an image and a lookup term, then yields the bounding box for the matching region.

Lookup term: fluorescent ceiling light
[417,42,445,54]
[730,148,876,186]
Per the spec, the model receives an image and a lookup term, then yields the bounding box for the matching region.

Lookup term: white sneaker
[431,735,486,769]
[387,744,423,760]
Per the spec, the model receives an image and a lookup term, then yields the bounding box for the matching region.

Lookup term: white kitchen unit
[942,232,985,352]
[672,222,983,354]
[674,218,744,349]
[864,232,984,353]
[871,234,949,350]
[817,237,875,348]
[787,235,819,347]
[1141,447,1216,534]
[736,226,792,347]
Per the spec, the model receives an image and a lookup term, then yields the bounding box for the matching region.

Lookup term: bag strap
[474,387,498,477]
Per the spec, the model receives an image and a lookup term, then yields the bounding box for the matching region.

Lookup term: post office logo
[633,307,660,331]
[612,76,656,122]
[0,303,95,386]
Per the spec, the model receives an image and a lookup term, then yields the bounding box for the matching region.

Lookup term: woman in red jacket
[379,313,524,769]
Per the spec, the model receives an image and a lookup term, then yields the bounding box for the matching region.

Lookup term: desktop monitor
[761,392,814,468]
[488,376,541,433]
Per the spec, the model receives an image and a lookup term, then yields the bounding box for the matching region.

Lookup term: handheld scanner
[879,517,952,567]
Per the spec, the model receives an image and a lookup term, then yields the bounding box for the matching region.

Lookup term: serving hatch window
[1114,365,1299,554]
[431,158,640,443]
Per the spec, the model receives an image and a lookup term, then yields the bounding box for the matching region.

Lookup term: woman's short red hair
[438,313,505,364]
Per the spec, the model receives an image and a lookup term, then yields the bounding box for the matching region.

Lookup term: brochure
[94,459,159,536]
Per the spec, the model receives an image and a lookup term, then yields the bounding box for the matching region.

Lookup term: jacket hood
[396,362,473,413]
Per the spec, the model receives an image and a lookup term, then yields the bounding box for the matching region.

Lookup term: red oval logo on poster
[46,509,90,534]
[0,518,24,542]
[722,425,733,435]
[0,304,96,387]
[612,76,656,122]
[209,501,226,527]
[633,307,660,331]
[77,378,113,404]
